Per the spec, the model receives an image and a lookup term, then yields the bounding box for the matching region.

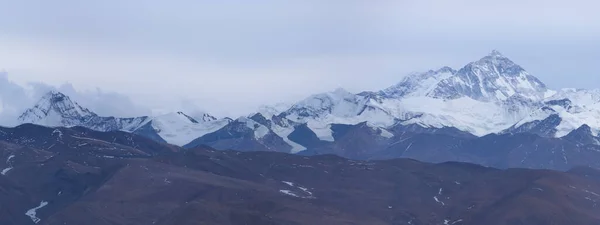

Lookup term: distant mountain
[183,116,292,152]
[139,112,231,146]
[507,89,600,138]
[381,50,549,101]
[11,50,600,166]
[18,91,148,132]
[16,91,230,146]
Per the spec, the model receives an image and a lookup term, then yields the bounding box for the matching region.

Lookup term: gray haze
[0,0,598,118]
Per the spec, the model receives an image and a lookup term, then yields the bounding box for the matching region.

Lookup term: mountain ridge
[10,50,600,157]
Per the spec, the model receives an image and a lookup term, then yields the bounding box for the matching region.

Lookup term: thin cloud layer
[0,72,151,126]
[0,0,598,117]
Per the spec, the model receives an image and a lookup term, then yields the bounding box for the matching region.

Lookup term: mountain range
[3,50,600,224]
[9,50,600,170]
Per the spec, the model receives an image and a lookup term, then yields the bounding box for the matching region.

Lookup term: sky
[0,0,598,119]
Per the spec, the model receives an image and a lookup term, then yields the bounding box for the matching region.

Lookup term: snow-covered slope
[257,103,292,119]
[279,88,396,141]
[509,89,600,137]
[382,50,548,102]
[19,91,96,127]
[18,91,148,131]
[16,91,230,146]
[144,112,231,146]
[268,51,548,138]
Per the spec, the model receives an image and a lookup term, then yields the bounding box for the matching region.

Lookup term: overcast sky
[0,0,598,119]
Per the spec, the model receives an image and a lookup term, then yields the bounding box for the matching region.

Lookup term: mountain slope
[183,117,293,152]
[381,50,549,102]
[155,51,600,153]
[260,51,547,140]
[18,91,148,132]
[143,112,231,146]
[0,127,599,225]
[16,91,231,146]
[508,89,600,137]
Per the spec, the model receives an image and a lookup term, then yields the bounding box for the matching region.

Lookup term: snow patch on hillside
[25,201,48,224]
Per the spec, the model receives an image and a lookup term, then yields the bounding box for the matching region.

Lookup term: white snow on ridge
[378,128,394,138]
[149,112,230,146]
[13,51,600,145]
[382,68,455,98]
[18,91,95,127]
[513,107,555,128]
[281,89,535,139]
[513,88,600,137]
[284,88,395,141]
[257,103,292,118]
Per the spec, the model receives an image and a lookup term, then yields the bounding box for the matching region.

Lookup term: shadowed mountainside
[0,124,599,225]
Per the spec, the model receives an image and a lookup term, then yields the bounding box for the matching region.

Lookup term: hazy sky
[0,0,598,118]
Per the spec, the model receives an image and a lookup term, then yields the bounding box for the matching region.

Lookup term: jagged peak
[176,111,200,123]
[195,112,218,122]
[434,66,456,74]
[332,87,352,95]
[575,124,593,133]
[41,90,69,102]
[565,124,595,138]
[380,50,548,102]
[18,91,96,126]
[487,49,505,58]
[462,50,525,74]
[35,91,89,112]
[563,124,600,145]
[46,90,63,96]
[156,111,219,124]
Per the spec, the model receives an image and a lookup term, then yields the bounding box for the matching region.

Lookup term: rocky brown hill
[0,124,599,225]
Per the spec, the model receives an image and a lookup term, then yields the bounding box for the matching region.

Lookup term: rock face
[0,124,599,225]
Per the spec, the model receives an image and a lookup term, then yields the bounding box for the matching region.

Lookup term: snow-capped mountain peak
[449,50,547,101]
[18,91,96,126]
[487,49,505,58]
[382,50,548,102]
[15,50,600,153]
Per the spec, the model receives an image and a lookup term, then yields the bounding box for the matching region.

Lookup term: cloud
[0,0,599,119]
[0,72,151,126]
